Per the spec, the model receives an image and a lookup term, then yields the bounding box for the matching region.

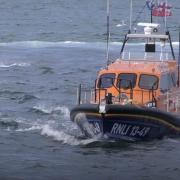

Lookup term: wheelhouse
[95,59,177,106]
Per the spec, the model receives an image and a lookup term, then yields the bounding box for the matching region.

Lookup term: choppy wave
[0,41,178,49]
[31,104,70,117]
[13,104,99,146]
[16,125,42,132]
[0,90,39,103]
[0,119,19,129]
[18,94,39,104]
[39,66,54,75]
[14,118,97,146]
[40,124,97,146]
[15,118,99,146]
[16,123,97,146]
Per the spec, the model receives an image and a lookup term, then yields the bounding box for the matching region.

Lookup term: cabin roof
[127,33,169,40]
[100,59,176,75]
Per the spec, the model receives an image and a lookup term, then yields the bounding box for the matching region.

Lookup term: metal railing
[165,90,180,113]
[121,51,173,61]
[76,81,180,114]
[76,80,157,107]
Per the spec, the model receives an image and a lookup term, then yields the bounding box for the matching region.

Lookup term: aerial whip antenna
[129,0,133,31]
[178,25,180,87]
[106,0,110,67]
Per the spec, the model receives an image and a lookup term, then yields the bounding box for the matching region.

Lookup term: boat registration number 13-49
[110,123,151,137]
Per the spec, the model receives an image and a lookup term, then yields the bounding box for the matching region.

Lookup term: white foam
[41,124,96,146]
[0,41,87,48]
[13,114,100,146]
[64,41,86,44]
[16,125,42,132]
[33,104,54,114]
[33,104,70,117]
[0,62,30,68]
[53,106,70,119]
[0,40,178,49]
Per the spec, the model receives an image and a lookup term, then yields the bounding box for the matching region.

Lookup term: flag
[152,1,172,17]
[146,0,155,10]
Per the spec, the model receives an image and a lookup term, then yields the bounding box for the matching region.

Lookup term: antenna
[129,0,133,31]
[106,0,110,67]
[178,25,180,87]
[179,25,180,64]
[165,0,167,30]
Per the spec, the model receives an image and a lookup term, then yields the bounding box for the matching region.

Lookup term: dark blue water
[0,0,179,179]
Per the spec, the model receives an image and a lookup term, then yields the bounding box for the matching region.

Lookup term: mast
[178,25,180,87]
[106,0,110,67]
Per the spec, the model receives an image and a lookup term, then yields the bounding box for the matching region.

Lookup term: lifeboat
[70,2,180,141]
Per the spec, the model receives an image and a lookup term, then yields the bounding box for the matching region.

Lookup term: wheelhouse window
[139,74,158,90]
[160,72,176,93]
[116,73,137,89]
[171,72,176,87]
[97,73,115,88]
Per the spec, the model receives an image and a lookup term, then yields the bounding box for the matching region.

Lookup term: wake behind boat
[70,0,180,141]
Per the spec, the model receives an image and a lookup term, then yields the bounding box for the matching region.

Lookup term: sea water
[0,0,179,179]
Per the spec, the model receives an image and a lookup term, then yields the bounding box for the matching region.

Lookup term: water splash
[41,124,97,146]
[16,125,42,132]
[10,104,99,146]
[3,104,112,146]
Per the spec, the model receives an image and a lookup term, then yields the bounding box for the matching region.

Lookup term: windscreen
[139,74,158,90]
[97,73,115,88]
[117,73,137,89]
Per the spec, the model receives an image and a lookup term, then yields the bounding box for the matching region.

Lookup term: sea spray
[41,124,98,146]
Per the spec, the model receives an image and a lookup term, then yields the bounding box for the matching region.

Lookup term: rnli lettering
[111,123,131,135]
[110,123,150,137]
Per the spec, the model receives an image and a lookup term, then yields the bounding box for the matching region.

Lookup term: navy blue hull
[87,116,167,141]
[70,104,180,141]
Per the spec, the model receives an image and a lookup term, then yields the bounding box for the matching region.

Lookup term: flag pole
[151,0,153,23]
[164,0,167,30]
[151,7,153,23]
